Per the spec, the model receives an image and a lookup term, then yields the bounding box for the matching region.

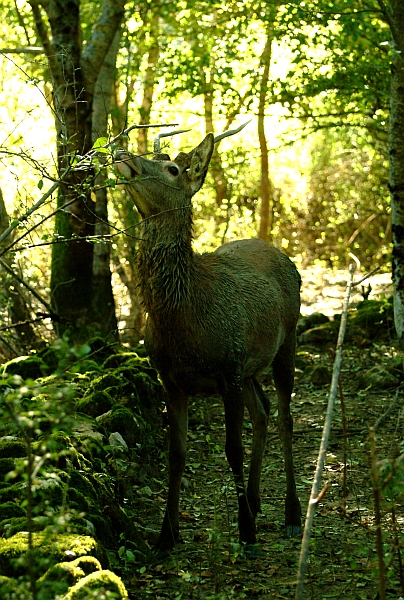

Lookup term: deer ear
[187,133,215,193]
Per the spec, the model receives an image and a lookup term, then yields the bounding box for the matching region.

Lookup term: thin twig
[295,263,356,600]
[0,257,53,313]
[374,389,403,431]
[352,266,381,287]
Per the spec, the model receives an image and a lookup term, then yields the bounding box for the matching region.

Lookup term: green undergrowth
[0,337,163,598]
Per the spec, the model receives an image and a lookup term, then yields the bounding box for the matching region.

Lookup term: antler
[153,129,191,153]
[152,119,251,156]
[213,119,251,144]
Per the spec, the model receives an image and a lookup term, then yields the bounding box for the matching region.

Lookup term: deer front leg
[223,390,257,547]
[156,390,188,553]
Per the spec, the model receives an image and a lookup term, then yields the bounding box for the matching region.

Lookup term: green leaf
[92,137,108,151]
[37,179,44,190]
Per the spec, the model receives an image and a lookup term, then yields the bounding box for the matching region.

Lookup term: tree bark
[29,0,126,340]
[388,1,404,346]
[137,14,159,155]
[91,29,121,340]
[258,10,277,243]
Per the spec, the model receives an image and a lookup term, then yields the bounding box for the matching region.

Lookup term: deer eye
[167,166,179,176]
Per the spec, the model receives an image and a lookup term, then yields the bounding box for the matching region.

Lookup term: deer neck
[137,209,195,315]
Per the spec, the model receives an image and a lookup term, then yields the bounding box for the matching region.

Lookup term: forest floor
[118,269,403,600]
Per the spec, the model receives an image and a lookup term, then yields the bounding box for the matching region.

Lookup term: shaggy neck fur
[136,206,195,316]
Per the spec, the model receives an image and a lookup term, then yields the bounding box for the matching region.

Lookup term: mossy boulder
[0,502,25,522]
[83,373,123,399]
[348,298,394,340]
[2,356,49,379]
[102,352,147,370]
[76,390,116,418]
[297,313,330,335]
[356,366,399,390]
[0,532,106,577]
[37,555,102,598]
[308,365,332,386]
[0,439,26,459]
[96,406,140,446]
[298,322,338,346]
[63,569,128,599]
[0,458,15,478]
[67,360,101,375]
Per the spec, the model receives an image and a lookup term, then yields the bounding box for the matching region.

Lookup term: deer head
[114,134,215,219]
[114,121,251,218]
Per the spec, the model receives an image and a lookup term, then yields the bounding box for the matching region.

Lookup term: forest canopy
[0,0,400,347]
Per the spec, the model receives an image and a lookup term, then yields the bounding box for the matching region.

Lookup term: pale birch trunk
[258,8,277,243]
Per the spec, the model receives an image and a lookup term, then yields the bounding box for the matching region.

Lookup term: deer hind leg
[222,384,257,546]
[244,378,270,517]
[272,336,302,536]
[156,388,188,553]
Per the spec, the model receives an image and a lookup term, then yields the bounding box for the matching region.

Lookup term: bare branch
[0,257,53,313]
[0,47,43,54]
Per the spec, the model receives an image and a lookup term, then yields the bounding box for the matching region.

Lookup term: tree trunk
[388,1,404,347]
[29,0,126,341]
[258,10,277,243]
[137,15,159,155]
[91,30,121,341]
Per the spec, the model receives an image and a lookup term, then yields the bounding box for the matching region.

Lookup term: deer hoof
[285,524,302,537]
[240,542,259,559]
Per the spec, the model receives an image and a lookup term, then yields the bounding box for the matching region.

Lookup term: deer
[114,124,302,555]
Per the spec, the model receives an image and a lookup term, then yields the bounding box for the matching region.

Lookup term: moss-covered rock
[2,356,49,379]
[0,458,15,478]
[0,532,106,577]
[37,555,102,598]
[0,439,26,459]
[297,312,330,336]
[298,322,338,346]
[96,406,139,446]
[348,298,394,340]
[76,390,116,418]
[308,365,332,386]
[0,516,27,538]
[63,569,128,599]
[87,337,118,364]
[67,360,102,375]
[0,501,25,522]
[102,352,145,370]
[84,373,123,395]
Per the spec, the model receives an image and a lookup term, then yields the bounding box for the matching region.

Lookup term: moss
[0,532,105,577]
[69,470,98,502]
[85,514,116,548]
[67,360,101,375]
[2,356,49,379]
[0,439,26,459]
[37,347,59,372]
[102,352,142,370]
[96,406,139,445]
[0,516,27,537]
[85,373,123,394]
[0,501,25,522]
[37,555,102,598]
[63,569,128,599]
[88,337,117,364]
[67,488,91,512]
[76,390,116,418]
[0,458,15,478]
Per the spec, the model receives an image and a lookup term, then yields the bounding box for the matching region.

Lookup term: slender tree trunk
[28,0,126,341]
[388,1,404,347]
[137,15,159,155]
[91,30,121,340]
[258,10,277,242]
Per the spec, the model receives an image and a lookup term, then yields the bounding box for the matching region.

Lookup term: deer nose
[114,150,142,177]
